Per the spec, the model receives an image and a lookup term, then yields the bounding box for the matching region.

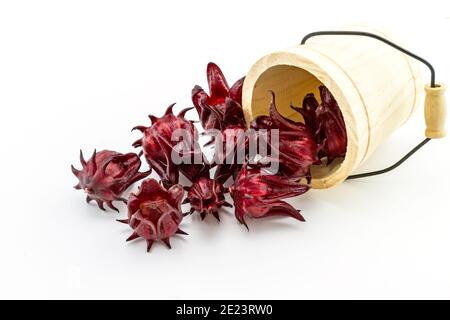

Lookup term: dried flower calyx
[292,86,347,163]
[183,176,232,221]
[230,164,309,229]
[132,104,208,188]
[71,150,150,212]
[251,92,318,180]
[192,62,246,130]
[118,178,187,252]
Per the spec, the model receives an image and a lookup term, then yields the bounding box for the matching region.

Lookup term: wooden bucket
[242,27,424,189]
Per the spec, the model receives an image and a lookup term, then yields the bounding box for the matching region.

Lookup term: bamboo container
[242,27,424,189]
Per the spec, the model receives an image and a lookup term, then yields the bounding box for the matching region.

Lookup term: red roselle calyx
[213,124,249,184]
[71,150,150,212]
[132,104,207,188]
[184,176,232,221]
[202,93,249,184]
[292,86,347,163]
[118,178,187,252]
[251,92,318,180]
[192,62,246,130]
[230,164,309,229]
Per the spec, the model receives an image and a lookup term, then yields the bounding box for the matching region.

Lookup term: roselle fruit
[199,95,249,184]
[294,92,319,134]
[292,86,347,162]
[230,164,309,229]
[315,86,347,161]
[71,150,150,212]
[192,62,246,130]
[192,63,248,183]
[132,104,207,188]
[118,178,187,252]
[251,92,318,180]
[212,124,249,184]
[183,176,232,221]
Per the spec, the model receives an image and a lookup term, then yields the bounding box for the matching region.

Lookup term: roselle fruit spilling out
[251,92,318,180]
[292,86,347,163]
[70,61,337,254]
[192,62,246,130]
[118,178,187,252]
[71,150,150,212]
[132,104,207,188]
[184,176,232,221]
[230,164,309,229]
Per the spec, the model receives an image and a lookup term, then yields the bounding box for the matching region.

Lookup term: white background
[1,0,449,299]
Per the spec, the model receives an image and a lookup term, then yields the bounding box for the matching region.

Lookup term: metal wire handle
[300,30,436,180]
[301,31,436,87]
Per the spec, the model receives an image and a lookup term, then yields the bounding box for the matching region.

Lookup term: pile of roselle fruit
[71,63,347,252]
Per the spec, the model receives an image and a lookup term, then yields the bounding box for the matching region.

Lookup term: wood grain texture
[424,83,446,139]
[242,26,422,189]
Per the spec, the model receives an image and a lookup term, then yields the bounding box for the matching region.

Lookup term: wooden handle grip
[424,83,446,139]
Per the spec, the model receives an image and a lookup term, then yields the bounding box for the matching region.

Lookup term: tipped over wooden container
[242,27,423,189]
